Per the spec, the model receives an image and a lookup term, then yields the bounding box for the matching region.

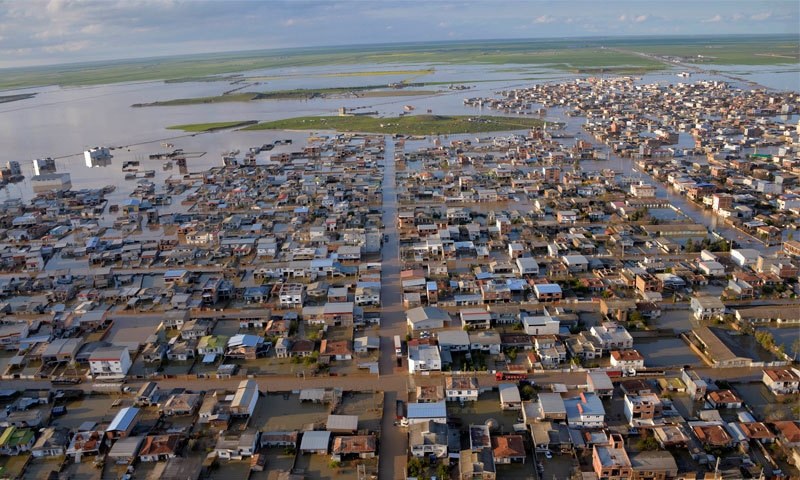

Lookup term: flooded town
[0,5,798,480]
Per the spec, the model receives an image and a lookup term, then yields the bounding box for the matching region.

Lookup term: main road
[375,137,411,480]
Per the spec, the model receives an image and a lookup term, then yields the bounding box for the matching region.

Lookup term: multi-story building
[88,346,132,380]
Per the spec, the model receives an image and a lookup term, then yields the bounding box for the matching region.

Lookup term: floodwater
[765,327,800,360]
[0,61,797,230]
[634,337,703,368]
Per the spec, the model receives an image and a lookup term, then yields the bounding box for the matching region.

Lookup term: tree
[408,457,424,478]
[436,462,449,480]
[629,311,644,324]
[636,435,659,451]
[520,384,535,401]
[792,337,800,361]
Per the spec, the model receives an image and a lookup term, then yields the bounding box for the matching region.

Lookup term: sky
[0,0,798,68]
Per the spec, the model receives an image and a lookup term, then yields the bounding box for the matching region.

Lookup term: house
[227,334,267,360]
[587,371,614,399]
[592,434,631,480]
[66,430,105,462]
[773,421,800,447]
[299,431,331,454]
[179,319,212,340]
[275,337,291,357]
[437,329,470,352]
[690,296,725,321]
[762,368,800,395]
[445,377,479,402]
[499,383,522,411]
[231,379,260,417]
[407,306,450,330]
[682,369,708,400]
[707,389,743,409]
[105,406,140,440]
[355,285,380,306]
[408,344,442,374]
[320,339,352,361]
[459,447,496,480]
[331,435,377,461]
[522,313,559,336]
[278,283,306,308]
[88,345,131,380]
[160,393,202,416]
[469,331,502,355]
[0,426,35,455]
[321,302,355,326]
[31,427,68,457]
[532,283,562,302]
[197,335,228,356]
[609,350,645,371]
[215,429,259,460]
[108,436,145,464]
[0,323,29,350]
[460,308,492,330]
[562,254,589,273]
[491,435,526,464]
[631,451,680,478]
[260,431,299,448]
[691,423,733,448]
[516,257,539,276]
[731,248,761,268]
[698,260,725,277]
[409,420,450,458]
[527,393,567,422]
[565,392,605,428]
[623,393,663,426]
[139,434,182,462]
[327,414,359,434]
[590,322,633,350]
[407,401,447,425]
[290,339,315,358]
[135,382,159,407]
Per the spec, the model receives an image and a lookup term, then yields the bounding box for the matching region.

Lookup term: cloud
[633,14,649,23]
[438,21,448,28]
[282,18,297,27]
[731,13,744,21]
[702,14,723,23]
[534,15,555,24]
[751,11,772,21]
[618,14,627,22]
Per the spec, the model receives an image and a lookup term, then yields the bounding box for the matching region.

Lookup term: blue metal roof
[106,406,139,432]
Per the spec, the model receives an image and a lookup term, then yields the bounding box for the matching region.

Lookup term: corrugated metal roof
[106,407,139,432]
[300,430,331,451]
[407,401,446,419]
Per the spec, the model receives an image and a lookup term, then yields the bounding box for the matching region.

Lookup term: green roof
[0,426,34,447]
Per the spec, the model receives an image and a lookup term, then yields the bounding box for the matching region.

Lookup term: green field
[0,35,796,91]
[132,86,439,107]
[166,120,257,132]
[241,114,548,135]
[623,39,800,65]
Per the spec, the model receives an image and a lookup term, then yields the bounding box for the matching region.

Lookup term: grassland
[1,35,796,91]
[623,39,800,65]
[132,86,439,107]
[166,120,257,132]
[247,68,435,81]
[241,114,547,135]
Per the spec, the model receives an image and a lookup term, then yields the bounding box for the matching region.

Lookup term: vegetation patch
[132,85,440,107]
[166,120,257,132]
[242,114,548,135]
